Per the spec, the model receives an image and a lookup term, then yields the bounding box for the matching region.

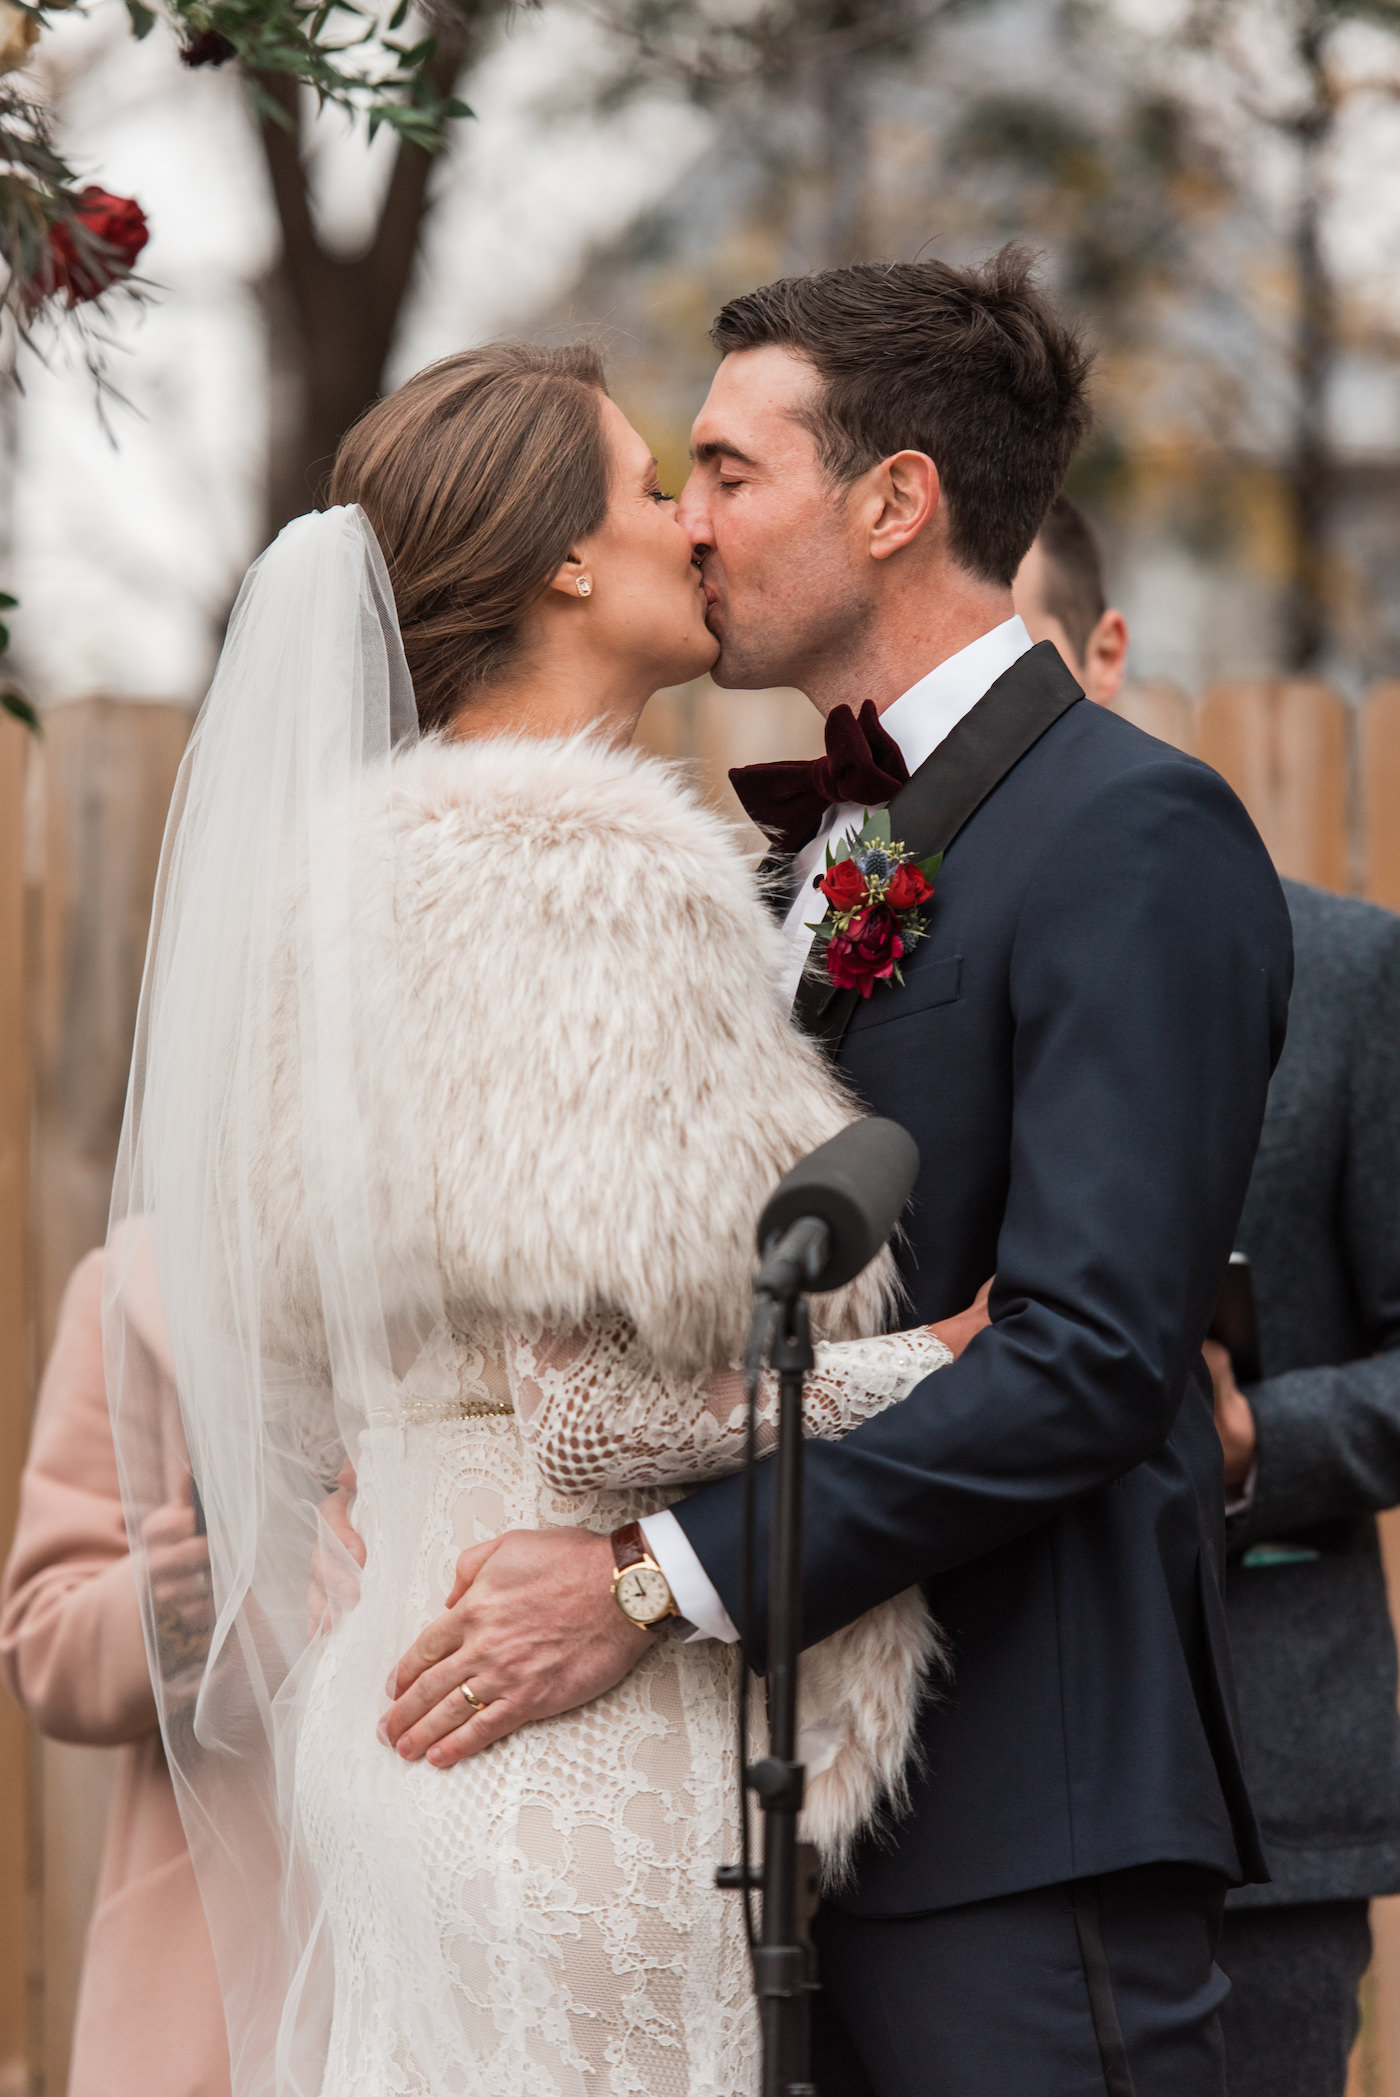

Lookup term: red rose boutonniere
[806,811,943,1000]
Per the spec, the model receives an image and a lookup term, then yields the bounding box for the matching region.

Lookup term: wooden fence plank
[1112,682,1196,755]
[694,682,822,842]
[1362,684,1400,914]
[26,699,192,2097]
[1198,680,1350,892]
[636,675,824,846]
[0,712,36,2094]
[32,701,192,1355]
[632,680,697,766]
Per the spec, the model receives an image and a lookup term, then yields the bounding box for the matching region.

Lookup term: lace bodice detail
[294,1320,952,2096]
[506,1316,953,1496]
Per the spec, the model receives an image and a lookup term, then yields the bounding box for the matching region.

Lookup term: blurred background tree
[1174,0,1400,671]
[936,0,1400,677]
[7,0,1400,696]
[1,0,475,340]
[587,0,973,266]
[253,0,511,529]
[0,0,518,533]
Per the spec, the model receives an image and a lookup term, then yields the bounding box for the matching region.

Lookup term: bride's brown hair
[328,343,611,735]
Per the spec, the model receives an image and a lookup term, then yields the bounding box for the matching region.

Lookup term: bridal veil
[103,507,434,2096]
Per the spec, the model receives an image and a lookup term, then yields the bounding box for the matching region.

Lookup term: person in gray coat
[1017,507,1400,2097]
[1209,876,1400,2096]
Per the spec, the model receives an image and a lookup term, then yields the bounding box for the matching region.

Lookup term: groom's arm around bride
[386,249,1293,2096]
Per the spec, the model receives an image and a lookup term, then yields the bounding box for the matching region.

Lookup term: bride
[106,343,983,2097]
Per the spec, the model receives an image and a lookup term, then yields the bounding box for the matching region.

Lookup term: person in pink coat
[1,1248,231,2097]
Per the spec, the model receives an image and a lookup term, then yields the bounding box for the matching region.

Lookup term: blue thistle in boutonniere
[806,811,943,999]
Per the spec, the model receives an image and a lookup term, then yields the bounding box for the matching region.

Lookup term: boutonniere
[805,812,943,999]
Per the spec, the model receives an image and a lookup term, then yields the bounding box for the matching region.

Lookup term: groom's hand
[381,1527,652,1767]
[1203,1337,1258,1488]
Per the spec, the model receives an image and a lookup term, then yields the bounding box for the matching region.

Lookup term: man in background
[1012,492,1128,707]
[1016,499,1400,2097]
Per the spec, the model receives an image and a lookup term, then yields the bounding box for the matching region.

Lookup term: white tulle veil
[103,505,438,2095]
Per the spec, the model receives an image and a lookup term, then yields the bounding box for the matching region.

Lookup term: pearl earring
[576,577,592,597]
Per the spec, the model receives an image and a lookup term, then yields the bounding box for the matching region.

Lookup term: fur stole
[254,729,944,1878]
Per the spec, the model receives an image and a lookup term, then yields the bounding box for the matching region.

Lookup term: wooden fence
[642,674,1400,905]
[1,701,193,2097]
[2,674,1400,2093]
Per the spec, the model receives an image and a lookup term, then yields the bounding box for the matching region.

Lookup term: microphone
[754,1118,919,1299]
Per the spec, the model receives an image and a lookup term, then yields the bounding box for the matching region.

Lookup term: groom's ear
[867,451,941,563]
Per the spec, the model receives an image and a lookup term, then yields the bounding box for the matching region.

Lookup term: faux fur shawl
[256,730,897,1367]
[251,729,940,1881]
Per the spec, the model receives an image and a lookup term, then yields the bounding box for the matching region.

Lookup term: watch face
[616,1564,672,1625]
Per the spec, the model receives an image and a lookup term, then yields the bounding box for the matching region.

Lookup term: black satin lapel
[791,956,840,1035]
[792,643,1084,1057]
[885,641,1083,868]
[789,847,840,1032]
[795,973,859,1047]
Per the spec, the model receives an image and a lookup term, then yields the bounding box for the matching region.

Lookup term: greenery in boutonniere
[805,810,942,999]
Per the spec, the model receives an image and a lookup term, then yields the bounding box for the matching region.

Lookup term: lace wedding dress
[294,1318,951,2097]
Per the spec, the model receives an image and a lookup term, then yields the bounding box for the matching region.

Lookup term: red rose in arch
[28,187,149,308]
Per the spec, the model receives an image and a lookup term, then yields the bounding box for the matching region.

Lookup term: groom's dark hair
[711,245,1092,586]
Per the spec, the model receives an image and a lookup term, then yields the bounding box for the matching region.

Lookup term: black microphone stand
[718,1121,919,2095]
[719,1227,826,2097]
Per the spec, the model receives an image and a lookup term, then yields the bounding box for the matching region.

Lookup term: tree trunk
[1284,21,1334,674]
[254,18,479,538]
[816,16,870,266]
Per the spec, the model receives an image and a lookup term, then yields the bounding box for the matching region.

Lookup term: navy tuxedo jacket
[673,644,1294,1917]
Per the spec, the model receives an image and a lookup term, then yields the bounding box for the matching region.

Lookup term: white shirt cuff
[639,1509,740,1644]
[1225,1460,1258,1519]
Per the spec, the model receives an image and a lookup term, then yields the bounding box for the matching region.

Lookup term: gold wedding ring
[458,1680,487,1713]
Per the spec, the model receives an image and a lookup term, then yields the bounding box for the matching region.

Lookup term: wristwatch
[609,1520,679,1630]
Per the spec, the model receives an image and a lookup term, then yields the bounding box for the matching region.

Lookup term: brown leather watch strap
[610,1520,651,1572]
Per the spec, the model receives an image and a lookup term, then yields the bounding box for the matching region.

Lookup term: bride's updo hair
[329,343,611,734]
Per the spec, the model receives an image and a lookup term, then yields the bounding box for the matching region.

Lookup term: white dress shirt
[639,616,1034,1642]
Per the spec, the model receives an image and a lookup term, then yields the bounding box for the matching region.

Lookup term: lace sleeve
[507,1313,953,1496]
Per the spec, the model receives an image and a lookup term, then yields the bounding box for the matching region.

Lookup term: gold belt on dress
[408,1397,513,1422]
[370,1396,515,1426]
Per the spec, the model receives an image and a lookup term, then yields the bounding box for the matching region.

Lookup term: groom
[382,248,1293,2092]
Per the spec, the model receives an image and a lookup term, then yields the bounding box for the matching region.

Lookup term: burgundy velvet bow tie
[729,700,911,857]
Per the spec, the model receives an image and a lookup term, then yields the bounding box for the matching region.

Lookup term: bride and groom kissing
[114,244,1292,2096]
